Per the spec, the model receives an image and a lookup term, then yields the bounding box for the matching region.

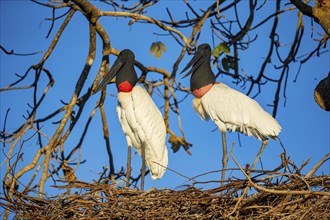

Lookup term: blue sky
[1,0,329,197]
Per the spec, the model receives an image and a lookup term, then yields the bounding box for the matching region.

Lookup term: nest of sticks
[1,153,330,219]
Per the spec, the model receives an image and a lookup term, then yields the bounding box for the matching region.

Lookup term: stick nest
[1,173,330,219]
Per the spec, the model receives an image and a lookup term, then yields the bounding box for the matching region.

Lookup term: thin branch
[0,45,42,56]
[101,11,189,46]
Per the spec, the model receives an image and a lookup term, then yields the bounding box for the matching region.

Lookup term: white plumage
[117,86,168,179]
[181,43,282,184]
[192,83,281,141]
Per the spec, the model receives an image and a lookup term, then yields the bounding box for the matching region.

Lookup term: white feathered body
[117,86,168,179]
[193,83,281,141]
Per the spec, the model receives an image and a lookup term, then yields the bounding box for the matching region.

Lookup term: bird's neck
[190,63,215,98]
[118,81,134,92]
[116,66,138,93]
[192,83,214,98]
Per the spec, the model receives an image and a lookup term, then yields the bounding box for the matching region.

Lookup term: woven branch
[1,174,329,219]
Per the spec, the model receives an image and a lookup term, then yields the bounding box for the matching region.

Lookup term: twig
[305,152,330,178]
[230,145,330,197]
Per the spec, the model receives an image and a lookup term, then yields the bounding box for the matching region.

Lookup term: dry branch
[1,1,329,219]
[1,171,329,219]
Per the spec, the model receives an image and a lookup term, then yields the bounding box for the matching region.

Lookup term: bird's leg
[221,132,228,185]
[251,139,269,170]
[140,144,146,191]
[126,145,132,187]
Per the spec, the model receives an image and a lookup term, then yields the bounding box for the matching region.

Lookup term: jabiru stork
[93,49,168,190]
[181,43,281,184]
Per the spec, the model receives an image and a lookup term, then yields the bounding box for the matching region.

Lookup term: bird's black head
[93,49,138,93]
[119,49,135,61]
[180,43,215,92]
[197,43,212,53]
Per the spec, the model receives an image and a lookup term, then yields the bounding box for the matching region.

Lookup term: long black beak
[180,49,204,79]
[93,55,125,94]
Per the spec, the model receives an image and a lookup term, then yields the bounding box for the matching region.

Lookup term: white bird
[181,43,281,184]
[94,49,168,189]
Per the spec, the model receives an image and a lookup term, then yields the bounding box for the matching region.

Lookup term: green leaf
[212,42,230,57]
[221,57,230,71]
[222,56,236,71]
[158,41,166,52]
[149,41,166,59]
